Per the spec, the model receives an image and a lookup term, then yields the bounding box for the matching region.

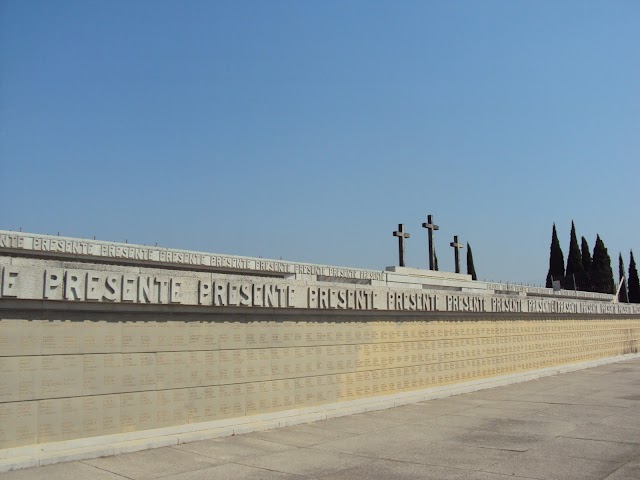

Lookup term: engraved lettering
[253,284,263,306]
[85,273,102,301]
[170,279,182,303]
[154,277,169,303]
[138,276,152,303]
[308,287,318,309]
[239,284,251,306]
[44,269,63,299]
[64,272,83,300]
[1,267,19,297]
[199,281,212,305]
[287,286,295,307]
[104,275,119,301]
[213,281,227,306]
[264,284,277,307]
[122,275,136,302]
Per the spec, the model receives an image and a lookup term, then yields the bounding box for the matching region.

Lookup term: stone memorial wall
[1,231,639,462]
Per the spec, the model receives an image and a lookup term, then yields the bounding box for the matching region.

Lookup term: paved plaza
[3,359,640,480]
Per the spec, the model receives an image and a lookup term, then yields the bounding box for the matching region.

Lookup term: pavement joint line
[559,433,640,445]
[451,443,533,453]
[604,462,634,480]
[433,434,553,449]
[556,434,640,444]
[298,444,396,461]
[82,448,231,480]
[307,417,413,434]
[500,399,630,408]
[338,455,485,474]
[299,438,519,463]
[301,447,486,474]
[79,461,134,480]
[231,460,316,477]
[168,443,228,461]
[555,437,640,446]
[477,468,541,480]
[152,462,229,480]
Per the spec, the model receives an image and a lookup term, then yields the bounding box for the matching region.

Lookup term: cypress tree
[580,236,593,291]
[566,221,584,277]
[590,235,615,294]
[545,224,565,288]
[466,242,477,281]
[629,251,640,303]
[618,253,629,303]
[434,251,439,271]
[581,236,592,272]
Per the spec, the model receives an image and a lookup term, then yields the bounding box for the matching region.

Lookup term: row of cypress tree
[545,222,640,302]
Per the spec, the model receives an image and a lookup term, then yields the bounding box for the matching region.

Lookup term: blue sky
[1,1,639,284]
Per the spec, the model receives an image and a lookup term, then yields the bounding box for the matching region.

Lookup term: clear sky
[1,1,639,284]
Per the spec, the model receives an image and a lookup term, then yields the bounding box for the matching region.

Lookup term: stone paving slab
[317,458,470,480]
[440,429,550,452]
[309,424,470,458]
[604,460,640,480]
[239,448,375,477]
[0,462,125,480]
[82,446,224,479]
[308,413,401,434]
[243,423,354,447]
[458,473,538,480]
[378,442,519,470]
[171,436,296,462]
[147,463,308,480]
[526,436,640,463]
[2,358,640,480]
[482,451,621,480]
[563,423,640,444]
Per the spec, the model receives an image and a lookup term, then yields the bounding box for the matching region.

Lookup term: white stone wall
[1,231,639,456]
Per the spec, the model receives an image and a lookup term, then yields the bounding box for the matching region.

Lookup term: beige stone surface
[0,402,38,449]
[121,392,158,433]
[0,320,42,357]
[0,311,639,450]
[0,355,639,472]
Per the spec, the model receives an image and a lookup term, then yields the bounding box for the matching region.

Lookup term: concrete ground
[4,359,640,480]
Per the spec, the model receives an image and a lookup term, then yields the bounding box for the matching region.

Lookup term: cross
[393,224,410,267]
[421,214,439,270]
[450,235,464,273]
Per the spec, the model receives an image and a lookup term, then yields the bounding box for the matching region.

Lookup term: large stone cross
[450,235,464,273]
[421,214,439,270]
[393,224,410,267]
